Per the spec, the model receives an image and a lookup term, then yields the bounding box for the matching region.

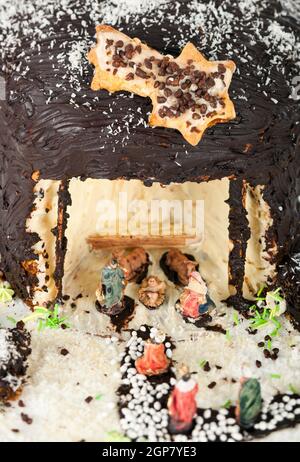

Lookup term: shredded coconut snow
[0,330,11,362]
[0,0,299,106]
[1,298,300,441]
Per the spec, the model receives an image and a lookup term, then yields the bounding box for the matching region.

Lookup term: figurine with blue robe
[235,378,262,429]
[96,259,127,316]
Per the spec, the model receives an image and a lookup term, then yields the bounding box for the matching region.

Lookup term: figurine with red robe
[135,332,170,376]
[168,365,198,434]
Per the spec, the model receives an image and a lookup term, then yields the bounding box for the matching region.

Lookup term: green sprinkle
[199,359,207,369]
[95,394,103,401]
[0,283,15,303]
[266,339,272,351]
[22,303,70,331]
[249,287,284,336]
[222,400,232,409]
[6,316,17,325]
[257,285,266,297]
[226,330,232,341]
[289,384,299,394]
[270,373,281,379]
[233,311,239,326]
[105,431,130,442]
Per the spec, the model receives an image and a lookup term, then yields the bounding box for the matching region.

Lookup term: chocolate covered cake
[0,0,299,324]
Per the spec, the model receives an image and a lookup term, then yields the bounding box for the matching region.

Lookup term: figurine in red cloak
[168,365,198,434]
[135,331,170,376]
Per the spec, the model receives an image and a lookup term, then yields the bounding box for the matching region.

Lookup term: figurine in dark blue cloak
[235,378,262,429]
[96,259,127,316]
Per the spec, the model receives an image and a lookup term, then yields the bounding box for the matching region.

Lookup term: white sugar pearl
[166,349,172,358]
[258,422,267,431]
[196,416,204,425]
[232,432,243,441]
[154,402,161,411]
[153,414,162,423]
[127,430,137,439]
[204,410,211,419]
[227,418,236,425]
[128,367,137,374]
[220,434,227,442]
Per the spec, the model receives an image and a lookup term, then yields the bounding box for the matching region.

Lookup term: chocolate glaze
[0,1,299,317]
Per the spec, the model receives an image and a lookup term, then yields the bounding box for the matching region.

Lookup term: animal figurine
[114,248,150,283]
[138,275,166,309]
[162,249,198,286]
[168,365,198,434]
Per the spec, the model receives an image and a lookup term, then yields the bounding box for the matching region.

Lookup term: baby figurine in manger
[176,271,216,319]
[138,275,166,309]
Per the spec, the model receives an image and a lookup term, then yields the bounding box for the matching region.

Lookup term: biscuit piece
[89,25,236,145]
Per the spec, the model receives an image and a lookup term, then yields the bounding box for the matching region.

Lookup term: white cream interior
[26,180,60,305]
[243,184,277,299]
[62,178,230,314]
[26,178,277,310]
